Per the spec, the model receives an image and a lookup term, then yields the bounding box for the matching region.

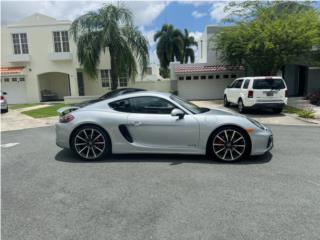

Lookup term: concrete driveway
[2,125,320,240]
[192,100,318,125]
[1,105,58,132]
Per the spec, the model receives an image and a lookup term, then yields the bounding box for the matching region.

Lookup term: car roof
[243,76,283,80]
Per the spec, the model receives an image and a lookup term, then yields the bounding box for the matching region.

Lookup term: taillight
[285,90,288,97]
[59,114,74,123]
[0,96,4,100]
[248,90,254,98]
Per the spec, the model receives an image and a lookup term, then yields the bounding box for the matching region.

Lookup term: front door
[77,72,85,96]
[126,96,199,150]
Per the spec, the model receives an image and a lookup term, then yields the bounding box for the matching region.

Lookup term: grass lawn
[22,103,65,118]
[9,103,41,110]
[284,106,315,119]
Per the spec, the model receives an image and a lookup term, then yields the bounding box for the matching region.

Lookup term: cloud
[209,2,229,22]
[192,10,207,18]
[188,31,203,62]
[0,1,169,27]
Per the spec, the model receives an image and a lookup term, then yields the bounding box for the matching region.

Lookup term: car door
[227,80,239,103]
[232,79,244,103]
[126,96,199,150]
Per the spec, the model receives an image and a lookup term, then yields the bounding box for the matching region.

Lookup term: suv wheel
[224,95,230,107]
[238,99,246,113]
[273,108,283,114]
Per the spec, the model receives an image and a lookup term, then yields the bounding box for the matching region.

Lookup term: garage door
[178,78,234,100]
[1,77,27,104]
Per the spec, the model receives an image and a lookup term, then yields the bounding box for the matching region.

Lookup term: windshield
[253,78,286,89]
[170,95,208,114]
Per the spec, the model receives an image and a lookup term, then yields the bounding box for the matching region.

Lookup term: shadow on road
[227,105,286,118]
[55,149,272,165]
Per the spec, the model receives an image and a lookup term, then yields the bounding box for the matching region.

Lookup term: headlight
[247,117,265,130]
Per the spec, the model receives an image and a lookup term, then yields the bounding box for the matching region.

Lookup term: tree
[182,29,198,63]
[70,4,149,90]
[154,24,184,78]
[213,1,320,75]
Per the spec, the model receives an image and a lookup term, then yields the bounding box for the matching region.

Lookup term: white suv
[224,76,288,113]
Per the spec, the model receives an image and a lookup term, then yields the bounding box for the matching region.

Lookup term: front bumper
[250,125,273,156]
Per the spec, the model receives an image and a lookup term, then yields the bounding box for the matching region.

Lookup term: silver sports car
[56,91,273,162]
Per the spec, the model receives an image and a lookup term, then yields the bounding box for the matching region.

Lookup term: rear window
[253,79,286,89]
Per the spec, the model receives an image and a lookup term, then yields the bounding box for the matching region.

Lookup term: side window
[242,79,250,89]
[130,97,175,114]
[234,80,243,88]
[109,99,131,112]
[229,80,237,88]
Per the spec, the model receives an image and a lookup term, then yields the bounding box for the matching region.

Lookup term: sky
[1,0,320,65]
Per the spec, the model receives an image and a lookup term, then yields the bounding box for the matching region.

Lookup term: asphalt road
[2,125,320,240]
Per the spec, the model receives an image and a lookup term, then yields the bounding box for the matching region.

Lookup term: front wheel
[209,126,250,162]
[224,95,230,107]
[71,125,110,160]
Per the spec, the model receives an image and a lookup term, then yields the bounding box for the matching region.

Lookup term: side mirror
[3,92,7,95]
[171,108,185,119]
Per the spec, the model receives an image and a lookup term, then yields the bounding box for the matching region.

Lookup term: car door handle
[132,121,142,126]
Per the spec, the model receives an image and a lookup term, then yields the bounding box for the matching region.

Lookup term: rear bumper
[1,102,8,110]
[55,122,72,149]
[250,102,285,109]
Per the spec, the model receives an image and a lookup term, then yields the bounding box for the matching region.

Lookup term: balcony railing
[48,52,73,61]
[8,54,30,62]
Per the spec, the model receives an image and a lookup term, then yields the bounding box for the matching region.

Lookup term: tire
[208,126,250,162]
[71,125,111,160]
[273,108,283,114]
[238,99,246,113]
[224,95,230,107]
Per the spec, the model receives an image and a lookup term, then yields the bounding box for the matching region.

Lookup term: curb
[284,113,319,125]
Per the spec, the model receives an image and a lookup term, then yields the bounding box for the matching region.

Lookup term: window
[12,78,17,82]
[119,77,128,87]
[53,31,70,52]
[252,78,286,89]
[231,74,237,78]
[19,77,25,82]
[130,97,175,114]
[109,99,131,112]
[208,75,214,79]
[223,74,229,79]
[186,76,191,80]
[4,78,9,82]
[216,75,220,79]
[242,79,250,89]
[234,80,243,88]
[12,33,29,54]
[193,76,199,80]
[178,76,184,80]
[101,70,111,88]
[201,76,206,80]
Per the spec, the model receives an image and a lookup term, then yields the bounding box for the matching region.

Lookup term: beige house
[0,13,128,104]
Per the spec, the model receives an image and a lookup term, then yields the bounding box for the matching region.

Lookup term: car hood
[201,108,237,116]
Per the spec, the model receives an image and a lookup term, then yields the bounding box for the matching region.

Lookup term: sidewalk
[1,105,58,132]
[287,97,320,119]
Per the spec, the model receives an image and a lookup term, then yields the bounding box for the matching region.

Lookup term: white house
[170,25,245,100]
[0,13,157,104]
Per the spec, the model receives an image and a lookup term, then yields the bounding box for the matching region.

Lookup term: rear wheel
[209,126,250,162]
[238,99,246,113]
[224,95,230,107]
[71,125,110,160]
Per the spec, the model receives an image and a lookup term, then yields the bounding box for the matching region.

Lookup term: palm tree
[182,29,198,63]
[154,24,184,78]
[70,4,149,90]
